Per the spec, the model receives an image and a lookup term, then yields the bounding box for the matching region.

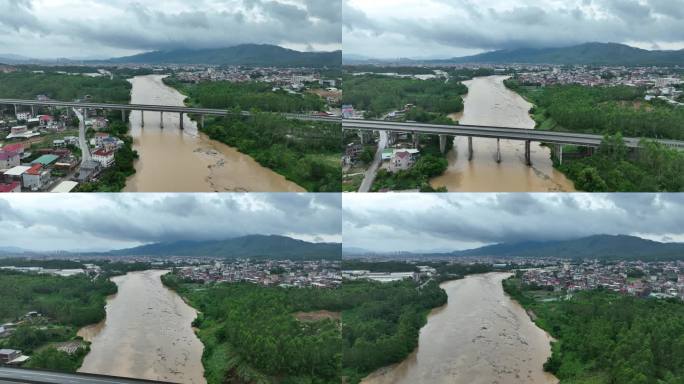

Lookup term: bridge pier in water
[439,134,447,154]
[468,137,474,161]
[160,111,163,128]
[180,112,184,130]
[495,139,502,163]
[140,110,144,127]
[525,140,532,166]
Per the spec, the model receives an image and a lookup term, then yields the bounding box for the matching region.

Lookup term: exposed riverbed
[430,76,575,192]
[123,75,304,192]
[78,270,206,384]
[361,273,558,384]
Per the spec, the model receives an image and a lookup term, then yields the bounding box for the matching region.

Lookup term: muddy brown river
[123,75,304,192]
[361,273,558,384]
[430,76,575,192]
[78,270,206,384]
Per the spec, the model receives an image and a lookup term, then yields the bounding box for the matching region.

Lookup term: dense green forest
[0,71,131,103]
[342,74,467,120]
[0,270,116,371]
[201,111,340,192]
[75,111,139,192]
[503,276,684,384]
[162,274,342,384]
[165,78,326,112]
[0,271,116,325]
[371,135,450,191]
[557,134,684,192]
[341,279,447,383]
[505,79,684,191]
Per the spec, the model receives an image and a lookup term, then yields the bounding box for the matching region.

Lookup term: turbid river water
[123,75,304,192]
[78,270,206,384]
[430,76,575,191]
[361,273,558,384]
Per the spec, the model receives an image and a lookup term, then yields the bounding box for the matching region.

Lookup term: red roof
[395,151,410,159]
[0,182,20,192]
[39,115,54,122]
[25,164,43,175]
[2,143,24,153]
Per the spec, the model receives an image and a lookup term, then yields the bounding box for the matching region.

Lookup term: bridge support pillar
[13,104,17,116]
[31,105,35,116]
[180,112,184,130]
[495,138,502,163]
[468,136,473,161]
[524,140,532,166]
[141,110,144,127]
[200,114,205,129]
[160,111,163,128]
[413,132,420,148]
[439,134,447,154]
[121,110,125,122]
[557,144,563,165]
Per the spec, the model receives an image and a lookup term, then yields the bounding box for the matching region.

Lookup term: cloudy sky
[343,0,684,59]
[0,193,341,252]
[0,0,341,59]
[343,194,684,253]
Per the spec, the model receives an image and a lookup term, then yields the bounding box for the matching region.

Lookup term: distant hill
[107,235,341,260]
[437,43,684,66]
[106,44,341,67]
[450,235,684,260]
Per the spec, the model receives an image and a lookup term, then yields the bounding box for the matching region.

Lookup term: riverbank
[0,270,117,373]
[501,275,684,383]
[504,78,684,191]
[161,273,342,384]
[359,272,557,384]
[162,76,341,192]
[77,270,206,384]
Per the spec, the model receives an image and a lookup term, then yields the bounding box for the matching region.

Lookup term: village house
[22,164,51,191]
[92,148,115,168]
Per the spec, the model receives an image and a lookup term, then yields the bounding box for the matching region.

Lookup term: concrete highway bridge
[343,119,684,165]
[0,99,341,129]
[0,367,171,384]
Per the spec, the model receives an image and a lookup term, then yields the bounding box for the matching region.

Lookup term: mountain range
[1,44,341,67]
[107,235,340,260]
[344,43,684,66]
[0,235,341,260]
[344,235,684,261]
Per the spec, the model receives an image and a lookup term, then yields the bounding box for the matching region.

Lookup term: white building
[92,149,115,168]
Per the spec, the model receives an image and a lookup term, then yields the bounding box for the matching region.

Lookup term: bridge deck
[0,367,171,384]
[0,99,341,123]
[343,119,684,149]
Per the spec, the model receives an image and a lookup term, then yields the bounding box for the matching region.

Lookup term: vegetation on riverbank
[339,261,493,383]
[342,74,467,121]
[0,71,131,103]
[505,79,684,191]
[0,270,117,372]
[161,273,342,384]
[163,78,341,192]
[503,275,684,383]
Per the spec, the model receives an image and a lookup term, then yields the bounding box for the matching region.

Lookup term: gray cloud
[343,0,684,59]
[0,0,341,59]
[0,193,342,251]
[343,194,684,252]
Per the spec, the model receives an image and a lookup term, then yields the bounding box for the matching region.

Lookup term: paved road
[0,368,170,384]
[343,119,684,150]
[358,130,388,192]
[72,108,91,164]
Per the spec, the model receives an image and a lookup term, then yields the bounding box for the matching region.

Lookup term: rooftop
[31,154,59,166]
[3,165,31,176]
